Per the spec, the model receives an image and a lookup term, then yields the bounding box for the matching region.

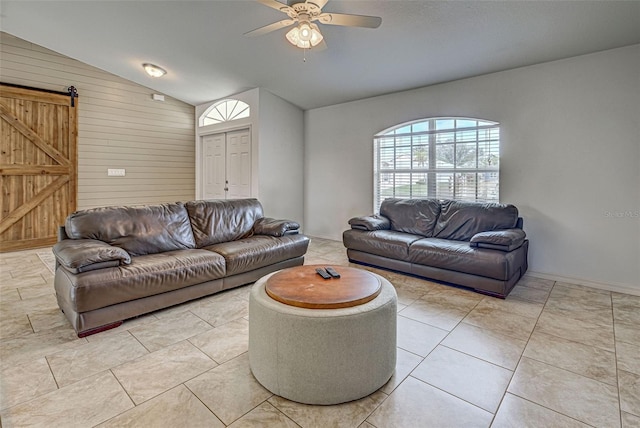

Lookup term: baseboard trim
[526,270,640,297]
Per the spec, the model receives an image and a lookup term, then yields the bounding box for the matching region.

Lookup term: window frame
[199,99,250,127]
[373,117,500,213]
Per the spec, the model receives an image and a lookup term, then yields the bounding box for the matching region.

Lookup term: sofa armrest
[470,229,526,252]
[58,225,70,242]
[253,217,300,237]
[53,239,131,274]
[348,215,390,231]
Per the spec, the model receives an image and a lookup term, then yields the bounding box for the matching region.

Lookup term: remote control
[325,267,341,278]
[316,268,332,280]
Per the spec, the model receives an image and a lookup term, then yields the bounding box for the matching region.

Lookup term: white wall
[304,45,640,295]
[257,89,305,224]
[1,32,196,209]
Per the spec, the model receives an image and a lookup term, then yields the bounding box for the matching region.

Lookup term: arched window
[374,117,499,212]
[199,99,250,126]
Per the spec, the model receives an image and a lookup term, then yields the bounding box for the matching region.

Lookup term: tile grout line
[486,279,556,427]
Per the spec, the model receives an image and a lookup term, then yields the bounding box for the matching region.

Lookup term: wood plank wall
[0,32,195,210]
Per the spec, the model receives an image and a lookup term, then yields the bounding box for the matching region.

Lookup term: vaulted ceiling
[2,1,639,110]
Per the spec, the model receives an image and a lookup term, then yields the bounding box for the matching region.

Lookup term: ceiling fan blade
[307,0,329,9]
[257,0,292,13]
[317,12,382,28]
[244,19,295,37]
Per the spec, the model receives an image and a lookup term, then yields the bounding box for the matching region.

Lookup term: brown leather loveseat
[53,198,309,336]
[343,198,528,298]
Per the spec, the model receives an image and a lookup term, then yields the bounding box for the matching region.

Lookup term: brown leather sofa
[343,199,528,298]
[53,198,309,337]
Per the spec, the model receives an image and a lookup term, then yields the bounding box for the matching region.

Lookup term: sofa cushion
[186,199,264,247]
[59,249,226,313]
[380,199,441,237]
[408,238,521,281]
[343,229,423,261]
[64,203,196,256]
[205,234,309,276]
[433,200,519,241]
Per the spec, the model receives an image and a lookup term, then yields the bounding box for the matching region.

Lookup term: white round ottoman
[248,268,397,405]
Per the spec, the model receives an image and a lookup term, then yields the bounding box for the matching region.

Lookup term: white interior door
[201,128,251,200]
[202,133,226,199]
[226,129,251,199]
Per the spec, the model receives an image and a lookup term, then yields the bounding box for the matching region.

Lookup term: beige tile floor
[1,238,639,427]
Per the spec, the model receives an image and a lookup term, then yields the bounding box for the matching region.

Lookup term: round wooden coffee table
[265,264,381,309]
[249,265,397,405]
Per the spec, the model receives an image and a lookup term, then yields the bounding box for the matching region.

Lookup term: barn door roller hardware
[67,86,78,107]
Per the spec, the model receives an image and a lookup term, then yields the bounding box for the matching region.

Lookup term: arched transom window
[374,117,500,212]
[199,99,250,126]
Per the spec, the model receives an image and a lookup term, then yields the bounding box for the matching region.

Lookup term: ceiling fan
[245,0,382,49]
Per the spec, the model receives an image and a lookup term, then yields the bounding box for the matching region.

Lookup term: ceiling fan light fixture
[247,0,382,51]
[299,22,312,41]
[308,23,323,46]
[286,22,323,49]
[142,63,167,78]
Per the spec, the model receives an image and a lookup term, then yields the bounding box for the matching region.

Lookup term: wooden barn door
[0,84,77,252]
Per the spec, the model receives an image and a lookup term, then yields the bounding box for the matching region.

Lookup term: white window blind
[374,117,499,212]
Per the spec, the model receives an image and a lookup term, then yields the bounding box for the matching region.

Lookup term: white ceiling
[2,1,639,110]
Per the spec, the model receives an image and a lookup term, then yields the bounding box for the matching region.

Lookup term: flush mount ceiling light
[285,21,323,48]
[142,63,167,77]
